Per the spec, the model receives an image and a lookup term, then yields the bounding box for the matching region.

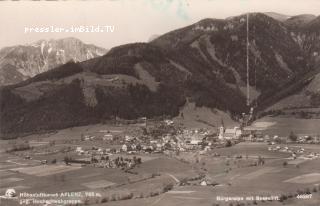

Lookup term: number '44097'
[296,194,312,199]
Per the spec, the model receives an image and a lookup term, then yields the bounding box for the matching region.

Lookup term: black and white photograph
[0,0,320,205]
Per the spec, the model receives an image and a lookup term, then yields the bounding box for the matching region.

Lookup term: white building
[219,126,242,140]
[103,134,113,141]
[122,144,128,152]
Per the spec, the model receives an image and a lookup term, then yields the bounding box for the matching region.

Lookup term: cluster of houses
[75,146,142,169]
[76,118,320,163]
[81,130,119,142]
[76,120,250,158]
[91,155,142,169]
[219,123,320,144]
[268,145,320,160]
[296,135,320,144]
[77,126,221,158]
[265,134,320,144]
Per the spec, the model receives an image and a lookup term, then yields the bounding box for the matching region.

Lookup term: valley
[0,117,320,206]
[0,10,320,206]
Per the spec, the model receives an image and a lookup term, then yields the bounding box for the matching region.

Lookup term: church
[218,124,242,140]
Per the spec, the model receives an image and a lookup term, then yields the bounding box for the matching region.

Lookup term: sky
[0,0,319,50]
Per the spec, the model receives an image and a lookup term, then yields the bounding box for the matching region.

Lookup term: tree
[164,142,171,150]
[225,140,232,147]
[258,156,265,165]
[283,161,288,167]
[289,131,298,142]
[136,144,142,151]
[64,156,71,165]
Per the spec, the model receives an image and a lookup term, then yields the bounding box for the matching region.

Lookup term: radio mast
[246,13,250,107]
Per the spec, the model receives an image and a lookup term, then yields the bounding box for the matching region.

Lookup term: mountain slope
[1,12,320,138]
[264,12,291,22]
[259,15,320,115]
[284,14,317,29]
[0,42,247,138]
[152,13,309,101]
[0,37,107,85]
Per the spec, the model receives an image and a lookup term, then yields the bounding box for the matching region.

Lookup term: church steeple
[218,118,225,140]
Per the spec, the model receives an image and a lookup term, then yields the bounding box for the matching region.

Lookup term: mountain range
[1,12,320,139]
[0,37,107,85]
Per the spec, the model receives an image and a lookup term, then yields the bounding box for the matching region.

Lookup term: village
[1,117,320,206]
[15,118,320,170]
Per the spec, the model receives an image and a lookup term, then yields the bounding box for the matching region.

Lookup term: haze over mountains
[1,12,320,139]
[0,37,107,85]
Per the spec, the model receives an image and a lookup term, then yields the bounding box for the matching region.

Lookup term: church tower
[218,118,225,140]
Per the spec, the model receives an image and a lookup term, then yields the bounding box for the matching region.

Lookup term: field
[102,159,320,206]
[252,116,320,136]
[284,173,320,184]
[98,142,320,206]
[1,122,320,206]
[82,180,116,189]
[10,164,82,176]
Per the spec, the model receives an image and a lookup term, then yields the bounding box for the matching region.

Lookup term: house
[125,135,134,142]
[164,119,174,125]
[264,135,271,142]
[243,134,253,141]
[200,179,217,186]
[41,160,47,164]
[313,136,320,143]
[103,134,113,141]
[200,180,207,186]
[156,143,163,151]
[121,144,128,152]
[76,147,85,154]
[190,140,201,145]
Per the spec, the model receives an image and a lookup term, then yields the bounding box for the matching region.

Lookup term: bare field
[284,173,320,184]
[253,117,320,136]
[10,164,81,176]
[210,142,291,158]
[241,167,284,180]
[82,180,115,189]
[0,170,14,178]
[0,177,24,187]
[132,157,198,180]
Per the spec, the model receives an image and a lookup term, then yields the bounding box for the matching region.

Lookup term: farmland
[251,116,320,136]
[0,120,320,206]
